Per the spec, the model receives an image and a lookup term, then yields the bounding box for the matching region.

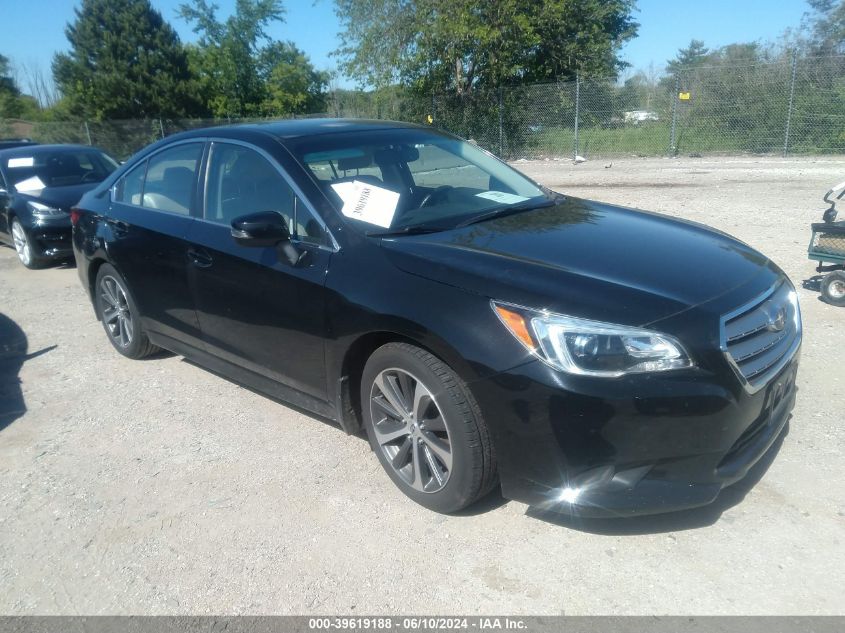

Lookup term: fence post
[498,86,504,157]
[784,49,798,158]
[573,73,581,160]
[669,75,679,156]
[84,121,92,146]
[159,118,165,139]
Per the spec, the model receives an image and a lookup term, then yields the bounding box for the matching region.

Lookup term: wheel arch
[87,258,108,314]
[7,203,35,228]
[7,210,27,232]
[332,328,478,436]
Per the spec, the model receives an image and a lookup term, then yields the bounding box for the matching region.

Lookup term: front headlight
[492,301,693,377]
[27,201,65,218]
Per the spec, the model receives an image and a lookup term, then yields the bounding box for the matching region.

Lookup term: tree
[334,0,638,94]
[526,0,639,82]
[0,54,23,118]
[52,0,201,119]
[804,0,845,54]
[259,42,329,114]
[178,0,285,116]
[618,70,660,111]
[666,40,710,75]
[0,54,42,120]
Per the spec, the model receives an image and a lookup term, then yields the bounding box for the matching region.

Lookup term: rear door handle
[106,218,129,237]
[187,247,213,268]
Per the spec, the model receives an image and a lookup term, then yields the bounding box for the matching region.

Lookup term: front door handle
[187,247,213,268]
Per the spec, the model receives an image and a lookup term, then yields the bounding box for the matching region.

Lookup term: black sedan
[71,120,801,516]
[0,144,118,268]
[0,138,37,150]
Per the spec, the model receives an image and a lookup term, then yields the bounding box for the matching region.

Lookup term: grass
[520,123,760,159]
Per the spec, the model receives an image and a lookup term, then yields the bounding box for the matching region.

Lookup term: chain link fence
[3,54,845,161]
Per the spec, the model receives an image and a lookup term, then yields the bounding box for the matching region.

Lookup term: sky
[1,0,813,93]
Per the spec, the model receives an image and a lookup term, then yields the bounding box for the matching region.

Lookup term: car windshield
[3,149,119,192]
[290,128,548,232]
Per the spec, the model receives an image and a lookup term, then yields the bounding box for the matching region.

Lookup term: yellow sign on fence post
[679,92,691,101]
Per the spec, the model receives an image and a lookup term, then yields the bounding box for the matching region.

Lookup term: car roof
[0,143,102,159]
[173,118,429,142]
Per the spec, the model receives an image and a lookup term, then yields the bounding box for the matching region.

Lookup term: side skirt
[147,331,337,422]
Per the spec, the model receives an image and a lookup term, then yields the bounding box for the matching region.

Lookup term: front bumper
[28,221,73,259]
[471,348,799,518]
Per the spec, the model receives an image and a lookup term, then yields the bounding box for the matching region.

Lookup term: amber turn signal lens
[494,305,536,350]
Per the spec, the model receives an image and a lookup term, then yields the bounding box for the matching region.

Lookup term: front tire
[95,264,160,359]
[361,342,497,513]
[821,270,845,307]
[10,219,44,269]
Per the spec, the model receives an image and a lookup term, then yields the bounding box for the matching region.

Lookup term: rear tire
[821,270,845,307]
[361,342,497,513]
[94,264,160,359]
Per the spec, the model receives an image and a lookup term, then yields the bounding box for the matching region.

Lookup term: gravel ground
[0,156,843,615]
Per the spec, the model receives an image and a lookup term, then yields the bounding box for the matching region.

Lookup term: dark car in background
[71,120,801,516]
[0,138,37,151]
[0,144,119,268]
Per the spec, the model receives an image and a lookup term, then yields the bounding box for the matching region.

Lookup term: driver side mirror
[230,211,305,267]
[231,211,290,246]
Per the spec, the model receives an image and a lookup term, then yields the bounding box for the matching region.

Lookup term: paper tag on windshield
[475,191,529,204]
[332,180,399,228]
[14,175,45,192]
[8,157,34,168]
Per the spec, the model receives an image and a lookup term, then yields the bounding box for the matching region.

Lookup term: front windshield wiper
[454,198,557,229]
[366,225,449,237]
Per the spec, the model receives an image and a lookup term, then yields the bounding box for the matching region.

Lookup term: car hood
[15,183,99,210]
[380,197,779,327]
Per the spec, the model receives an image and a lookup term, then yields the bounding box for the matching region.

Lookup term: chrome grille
[721,282,801,392]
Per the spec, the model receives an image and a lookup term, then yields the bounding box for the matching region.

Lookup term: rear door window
[141,143,203,215]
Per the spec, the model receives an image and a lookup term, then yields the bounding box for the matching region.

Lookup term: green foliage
[259,42,330,114]
[666,40,710,75]
[618,70,665,113]
[805,0,845,54]
[0,54,43,121]
[334,0,638,93]
[178,0,326,117]
[525,0,639,81]
[0,54,24,119]
[784,54,845,152]
[178,0,284,116]
[52,0,201,120]
[0,55,20,98]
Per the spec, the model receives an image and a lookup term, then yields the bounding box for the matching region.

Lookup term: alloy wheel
[99,275,134,348]
[369,368,453,493]
[11,221,31,266]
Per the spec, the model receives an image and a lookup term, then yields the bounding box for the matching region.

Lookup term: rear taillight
[70,208,82,226]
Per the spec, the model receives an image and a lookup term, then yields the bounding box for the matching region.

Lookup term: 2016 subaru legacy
[71,120,801,516]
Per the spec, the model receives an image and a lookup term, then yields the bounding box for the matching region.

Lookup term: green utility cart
[809,180,845,306]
